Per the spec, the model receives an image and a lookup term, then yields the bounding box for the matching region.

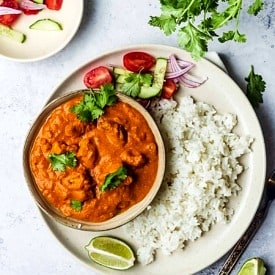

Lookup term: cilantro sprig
[100,166,128,192]
[71,84,117,122]
[149,0,264,59]
[121,72,153,98]
[245,65,266,108]
[48,151,77,172]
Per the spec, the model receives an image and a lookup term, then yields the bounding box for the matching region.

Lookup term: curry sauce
[30,95,159,222]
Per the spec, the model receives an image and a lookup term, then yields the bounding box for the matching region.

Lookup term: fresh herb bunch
[149,0,264,59]
[71,84,117,122]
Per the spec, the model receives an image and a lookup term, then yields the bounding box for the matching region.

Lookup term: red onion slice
[0,7,22,15]
[166,54,207,88]
[20,0,46,10]
[165,64,194,79]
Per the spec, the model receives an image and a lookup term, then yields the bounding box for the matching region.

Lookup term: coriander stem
[213,0,243,30]
[178,0,196,23]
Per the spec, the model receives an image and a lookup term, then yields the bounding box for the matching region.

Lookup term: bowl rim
[23,90,166,231]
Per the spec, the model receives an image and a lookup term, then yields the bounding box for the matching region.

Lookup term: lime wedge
[85,236,135,270]
[238,258,267,275]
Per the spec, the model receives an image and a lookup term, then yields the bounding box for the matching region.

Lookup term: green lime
[238,258,267,275]
[85,236,135,270]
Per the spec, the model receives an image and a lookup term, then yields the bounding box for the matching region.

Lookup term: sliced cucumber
[0,23,26,43]
[113,67,132,75]
[151,58,168,88]
[116,74,129,84]
[29,19,63,31]
[33,0,44,3]
[138,86,161,99]
[138,58,168,99]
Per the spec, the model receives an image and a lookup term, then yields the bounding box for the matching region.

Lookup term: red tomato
[0,0,20,26]
[21,9,40,15]
[161,79,177,99]
[45,0,63,10]
[123,52,156,73]
[84,66,113,89]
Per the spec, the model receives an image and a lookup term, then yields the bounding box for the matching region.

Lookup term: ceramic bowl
[23,90,165,231]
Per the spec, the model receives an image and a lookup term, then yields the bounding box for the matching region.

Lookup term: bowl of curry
[23,88,165,231]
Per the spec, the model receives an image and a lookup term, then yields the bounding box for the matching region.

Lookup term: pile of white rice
[124,96,253,265]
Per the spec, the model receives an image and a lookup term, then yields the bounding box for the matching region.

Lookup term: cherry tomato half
[123,52,156,73]
[161,79,177,99]
[0,0,20,26]
[45,0,63,10]
[84,66,113,89]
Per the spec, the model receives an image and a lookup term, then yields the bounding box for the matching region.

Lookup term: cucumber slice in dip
[29,19,63,31]
[0,23,26,43]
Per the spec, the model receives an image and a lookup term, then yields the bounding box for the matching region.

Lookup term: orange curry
[30,95,158,222]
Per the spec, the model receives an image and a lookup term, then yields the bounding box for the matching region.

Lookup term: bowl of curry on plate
[23,87,165,231]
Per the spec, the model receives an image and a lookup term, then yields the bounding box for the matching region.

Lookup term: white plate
[0,0,83,62]
[39,44,266,274]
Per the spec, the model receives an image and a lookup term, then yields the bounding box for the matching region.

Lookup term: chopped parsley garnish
[71,84,117,122]
[245,65,266,108]
[100,166,128,192]
[121,72,153,97]
[149,0,264,59]
[70,200,82,212]
[48,151,77,172]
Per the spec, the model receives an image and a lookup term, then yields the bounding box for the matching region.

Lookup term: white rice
[124,96,253,265]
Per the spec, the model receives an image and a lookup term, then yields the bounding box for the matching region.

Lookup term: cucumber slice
[151,58,168,88]
[138,86,161,99]
[29,19,63,31]
[33,0,44,3]
[113,67,132,75]
[0,23,26,43]
[138,58,168,99]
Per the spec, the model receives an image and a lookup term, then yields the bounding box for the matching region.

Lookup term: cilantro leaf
[95,84,117,108]
[71,84,117,122]
[100,166,128,192]
[70,200,82,211]
[219,30,246,43]
[149,15,177,36]
[48,151,77,172]
[248,0,264,15]
[121,73,153,98]
[149,5,184,35]
[210,1,242,30]
[245,65,266,108]
[178,22,211,60]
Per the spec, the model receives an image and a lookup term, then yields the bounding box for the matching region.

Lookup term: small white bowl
[0,0,83,62]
